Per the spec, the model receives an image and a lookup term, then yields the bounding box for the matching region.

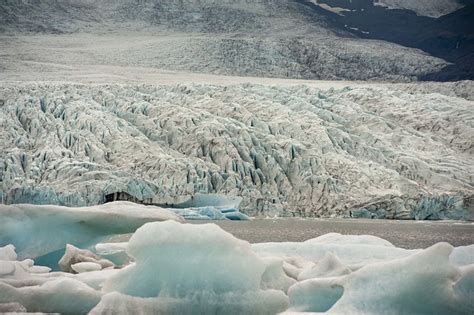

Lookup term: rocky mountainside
[1,0,467,81]
[1,82,472,219]
[300,0,474,80]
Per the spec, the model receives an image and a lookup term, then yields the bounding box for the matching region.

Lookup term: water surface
[192,218,474,249]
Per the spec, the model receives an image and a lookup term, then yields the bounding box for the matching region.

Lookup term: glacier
[0,219,472,314]
[161,193,251,220]
[0,82,472,219]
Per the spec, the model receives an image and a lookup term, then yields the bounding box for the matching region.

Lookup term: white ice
[287,242,474,314]
[71,262,103,274]
[59,244,114,273]
[253,233,419,266]
[0,201,183,261]
[1,82,472,220]
[0,221,473,314]
[100,221,289,314]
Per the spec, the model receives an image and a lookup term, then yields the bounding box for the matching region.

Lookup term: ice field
[1,81,473,219]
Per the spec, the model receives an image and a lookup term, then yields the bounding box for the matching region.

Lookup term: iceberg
[160,194,251,220]
[168,206,251,221]
[0,201,183,265]
[0,278,102,314]
[0,220,472,314]
[91,290,288,315]
[71,262,104,274]
[288,243,474,314]
[59,244,114,273]
[100,221,289,314]
[253,233,419,266]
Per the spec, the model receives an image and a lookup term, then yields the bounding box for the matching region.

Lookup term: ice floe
[59,244,114,274]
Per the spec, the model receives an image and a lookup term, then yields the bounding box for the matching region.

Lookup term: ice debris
[71,262,103,274]
[59,244,114,274]
[0,222,473,314]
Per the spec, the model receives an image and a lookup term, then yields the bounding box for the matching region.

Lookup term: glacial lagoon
[160,218,474,248]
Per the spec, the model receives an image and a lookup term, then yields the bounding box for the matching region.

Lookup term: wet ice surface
[191,218,474,249]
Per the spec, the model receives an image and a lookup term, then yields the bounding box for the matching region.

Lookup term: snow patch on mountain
[308,0,352,16]
[374,0,464,18]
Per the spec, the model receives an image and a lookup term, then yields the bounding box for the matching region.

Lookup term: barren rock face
[1,82,472,219]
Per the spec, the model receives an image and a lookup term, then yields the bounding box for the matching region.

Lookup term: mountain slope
[301,0,474,80]
[0,0,452,81]
[374,0,464,18]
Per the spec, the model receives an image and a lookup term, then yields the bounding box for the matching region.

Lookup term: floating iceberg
[288,243,474,314]
[100,221,288,314]
[252,233,419,266]
[0,221,473,314]
[0,198,249,272]
[167,206,250,221]
[59,244,114,273]
[0,201,183,264]
[91,290,288,315]
[0,278,102,314]
[160,194,251,220]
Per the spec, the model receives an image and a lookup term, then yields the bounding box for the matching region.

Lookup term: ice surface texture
[1,220,473,314]
[163,193,250,220]
[59,244,115,273]
[288,243,473,314]
[0,202,182,261]
[103,221,266,296]
[1,83,472,219]
[99,221,289,314]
